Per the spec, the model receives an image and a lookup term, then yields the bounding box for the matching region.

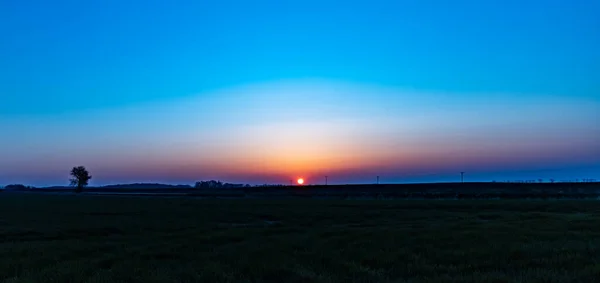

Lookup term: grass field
[1,193,600,282]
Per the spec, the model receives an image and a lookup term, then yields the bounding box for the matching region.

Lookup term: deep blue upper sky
[1,0,599,186]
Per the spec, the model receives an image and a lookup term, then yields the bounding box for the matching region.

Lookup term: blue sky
[1,0,598,186]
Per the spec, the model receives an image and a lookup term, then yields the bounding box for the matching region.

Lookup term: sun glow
[297,178,304,185]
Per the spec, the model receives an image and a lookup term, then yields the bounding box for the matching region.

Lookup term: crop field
[17,182,600,200]
[1,193,600,282]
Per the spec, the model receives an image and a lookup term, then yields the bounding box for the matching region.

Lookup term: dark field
[18,182,600,199]
[2,194,600,282]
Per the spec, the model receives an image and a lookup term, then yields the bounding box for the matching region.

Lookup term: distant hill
[101,183,192,189]
[33,183,193,191]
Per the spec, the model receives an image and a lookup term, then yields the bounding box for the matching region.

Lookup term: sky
[1,0,599,187]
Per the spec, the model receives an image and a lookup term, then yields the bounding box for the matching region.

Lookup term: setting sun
[297,178,304,185]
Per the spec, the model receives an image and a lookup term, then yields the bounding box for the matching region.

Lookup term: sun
[297,178,304,185]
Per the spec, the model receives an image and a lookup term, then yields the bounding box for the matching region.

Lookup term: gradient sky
[1,0,599,186]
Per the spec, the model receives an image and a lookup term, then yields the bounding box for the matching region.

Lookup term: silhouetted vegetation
[2,184,31,191]
[194,180,248,189]
[69,166,91,193]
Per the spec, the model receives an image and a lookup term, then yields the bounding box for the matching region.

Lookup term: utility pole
[460,172,465,183]
[325,176,328,186]
[377,176,380,185]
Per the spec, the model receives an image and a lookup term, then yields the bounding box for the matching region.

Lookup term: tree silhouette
[70,166,92,193]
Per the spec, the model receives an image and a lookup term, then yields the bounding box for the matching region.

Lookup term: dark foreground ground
[1,194,600,282]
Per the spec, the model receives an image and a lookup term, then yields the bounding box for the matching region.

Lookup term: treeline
[1,184,36,191]
[193,180,293,189]
[194,180,250,189]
